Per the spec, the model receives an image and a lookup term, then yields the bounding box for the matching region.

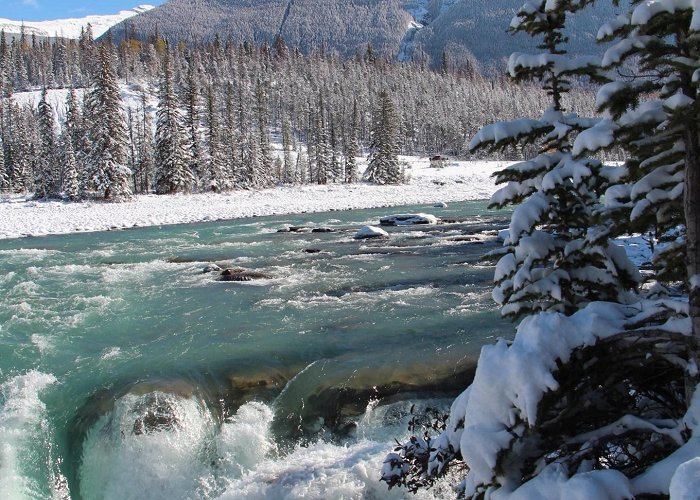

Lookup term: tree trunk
[684,124,700,398]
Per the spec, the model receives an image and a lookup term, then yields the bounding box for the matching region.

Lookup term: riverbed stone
[220,268,271,281]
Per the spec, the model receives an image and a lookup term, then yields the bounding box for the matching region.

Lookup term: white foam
[0,371,58,500]
[216,399,454,499]
[29,334,54,354]
[216,402,276,479]
[100,347,122,361]
[79,392,217,500]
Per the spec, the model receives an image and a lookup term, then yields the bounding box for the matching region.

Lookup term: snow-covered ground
[0,5,154,40]
[0,160,505,240]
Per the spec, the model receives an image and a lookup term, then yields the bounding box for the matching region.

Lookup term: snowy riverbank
[0,160,505,240]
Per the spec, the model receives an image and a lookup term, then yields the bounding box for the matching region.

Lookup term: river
[0,201,512,499]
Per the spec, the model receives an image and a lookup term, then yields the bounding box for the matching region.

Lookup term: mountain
[104,0,625,68]
[0,5,154,40]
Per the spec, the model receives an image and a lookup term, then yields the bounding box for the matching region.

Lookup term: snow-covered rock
[203,264,222,273]
[379,213,438,226]
[433,202,448,208]
[354,226,389,240]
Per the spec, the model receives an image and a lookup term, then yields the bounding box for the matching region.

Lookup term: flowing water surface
[0,201,513,500]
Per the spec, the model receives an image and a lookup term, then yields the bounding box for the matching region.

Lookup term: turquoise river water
[0,201,512,500]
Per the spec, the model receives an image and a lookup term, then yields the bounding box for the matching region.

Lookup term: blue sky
[0,1,165,21]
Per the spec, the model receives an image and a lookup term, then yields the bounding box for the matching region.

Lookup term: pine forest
[0,26,597,200]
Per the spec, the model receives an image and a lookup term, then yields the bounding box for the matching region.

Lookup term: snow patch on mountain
[0,5,154,40]
[398,0,461,62]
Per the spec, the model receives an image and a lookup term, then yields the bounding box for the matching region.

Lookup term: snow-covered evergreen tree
[365,90,401,184]
[344,98,360,184]
[35,88,60,199]
[254,78,273,187]
[281,116,295,184]
[183,58,204,181]
[382,2,699,499]
[313,94,330,185]
[573,0,700,402]
[134,91,154,194]
[295,148,308,184]
[329,116,342,182]
[0,135,8,191]
[8,101,34,193]
[84,45,131,200]
[469,0,638,320]
[202,83,229,191]
[221,81,240,187]
[64,88,85,170]
[154,50,195,194]
[61,132,80,201]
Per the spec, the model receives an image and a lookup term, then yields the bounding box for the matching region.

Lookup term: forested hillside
[0,23,598,201]
[105,0,627,69]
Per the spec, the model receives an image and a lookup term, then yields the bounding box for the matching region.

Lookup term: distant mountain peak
[103,0,622,68]
[0,5,155,40]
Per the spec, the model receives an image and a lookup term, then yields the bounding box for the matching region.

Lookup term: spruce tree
[8,102,33,193]
[344,98,360,183]
[154,50,195,194]
[574,0,700,393]
[0,136,8,191]
[64,87,85,168]
[299,149,310,184]
[203,83,229,191]
[84,44,131,200]
[35,88,60,199]
[281,116,295,184]
[254,78,273,187]
[221,81,240,186]
[62,132,80,200]
[329,115,342,182]
[382,3,691,498]
[314,93,330,185]
[183,58,203,181]
[136,91,155,194]
[365,90,400,184]
[470,0,638,320]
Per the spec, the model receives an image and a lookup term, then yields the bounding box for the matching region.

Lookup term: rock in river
[220,268,271,281]
[354,226,389,240]
[203,263,222,273]
[379,213,438,226]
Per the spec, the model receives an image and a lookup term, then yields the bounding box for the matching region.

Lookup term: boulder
[203,263,222,273]
[131,395,179,436]
[354,226,389,240]
[220,268,271,281]
[277,226,309,233]
[379,213,438,226]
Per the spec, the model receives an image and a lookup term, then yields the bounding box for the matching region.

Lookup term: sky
[0,1,165,21]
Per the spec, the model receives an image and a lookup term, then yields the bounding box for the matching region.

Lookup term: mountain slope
[105,0,625,67]
[0,5,154,40]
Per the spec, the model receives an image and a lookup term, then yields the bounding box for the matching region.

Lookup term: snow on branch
[602,35,656,67]
[468,118,547,151]
[508,52,601,78]
[572,118,617,155]
[630,0,700,28]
